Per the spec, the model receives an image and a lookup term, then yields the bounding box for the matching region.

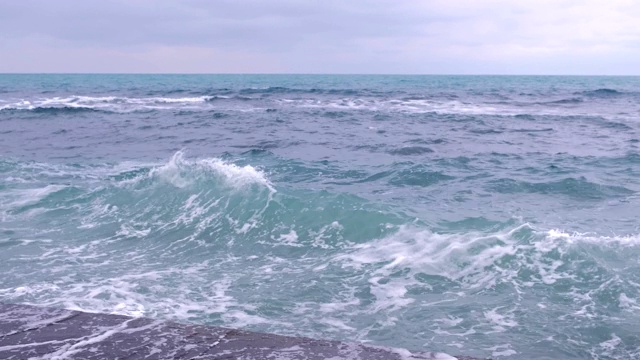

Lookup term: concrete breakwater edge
[0,303,480,359]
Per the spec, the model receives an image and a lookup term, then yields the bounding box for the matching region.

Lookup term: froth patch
[484,307,518,333]
[0,95,214,113]
[333,221,640,332]
[546,228,640,245]
[338,224,527,288]
[2,184,68,211]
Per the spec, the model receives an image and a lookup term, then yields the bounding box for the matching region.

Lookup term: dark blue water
[1,75,640,359]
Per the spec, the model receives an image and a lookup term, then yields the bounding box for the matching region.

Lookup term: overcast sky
[1,0,639,74]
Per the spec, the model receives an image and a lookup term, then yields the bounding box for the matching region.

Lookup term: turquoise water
[1,74,640,359]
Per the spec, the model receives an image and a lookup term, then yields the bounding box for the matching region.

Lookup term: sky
[0,0,639,75]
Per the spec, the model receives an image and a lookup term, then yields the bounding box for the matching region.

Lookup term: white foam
[1,184,67,210]
[331,222,640,318]
[428,353,459,360]
[222,310,282,328]
[318,298,360,313]
[484,344,518,357]
[199,158,274,190]
[618,293,640,311]
[274,229,301,247]
[318,317,355,331]
[21,265,240,323]
[368,276,414,312]
[434,316,464,327]
[139,96,210,103]
[0,95,214,112]
[1,92,632,119]
[338,224,526,285]
[275,96,603,117]
[340,223,640,299]
[493,349,517,357]
[546,229,640,245]
[375,346,458,360]
[484,307,518,332]
[113,302,146,317]
[116,224,151,239]
[151,151,274,192]
[309,221,344,249]
[599,333,621,352]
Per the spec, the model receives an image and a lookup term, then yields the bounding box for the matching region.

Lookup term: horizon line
[1,72,639,77]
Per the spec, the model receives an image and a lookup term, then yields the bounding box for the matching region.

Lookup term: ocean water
[1,74,640,359]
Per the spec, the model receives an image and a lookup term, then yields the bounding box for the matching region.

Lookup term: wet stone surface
[0,303,479,359]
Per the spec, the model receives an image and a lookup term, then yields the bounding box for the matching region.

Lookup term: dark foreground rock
[0,303,478,359]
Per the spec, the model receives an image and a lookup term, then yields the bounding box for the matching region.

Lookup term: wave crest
[149,151,274,192]
[580,88,622,97]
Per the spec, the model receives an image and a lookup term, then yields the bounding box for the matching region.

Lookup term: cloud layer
[1,0,639,74]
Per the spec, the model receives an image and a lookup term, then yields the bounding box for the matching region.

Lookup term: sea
[1,74,639,359]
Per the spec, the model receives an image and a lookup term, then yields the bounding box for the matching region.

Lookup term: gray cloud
[1,0,639,74]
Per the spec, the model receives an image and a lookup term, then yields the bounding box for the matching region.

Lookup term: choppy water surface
[1,74,640,359]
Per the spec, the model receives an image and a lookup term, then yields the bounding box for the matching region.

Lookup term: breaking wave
[0,96,214,113]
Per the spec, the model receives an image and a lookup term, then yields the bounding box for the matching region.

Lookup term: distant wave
[388,164,455,187]
[387,146,435,156]
[236,87,372,96]
[0,95,214,113]
[541,97,584,105]
[1,86,636,118]
[0,106,103,114]
[486,177,634,200]
[579,88,623,97]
